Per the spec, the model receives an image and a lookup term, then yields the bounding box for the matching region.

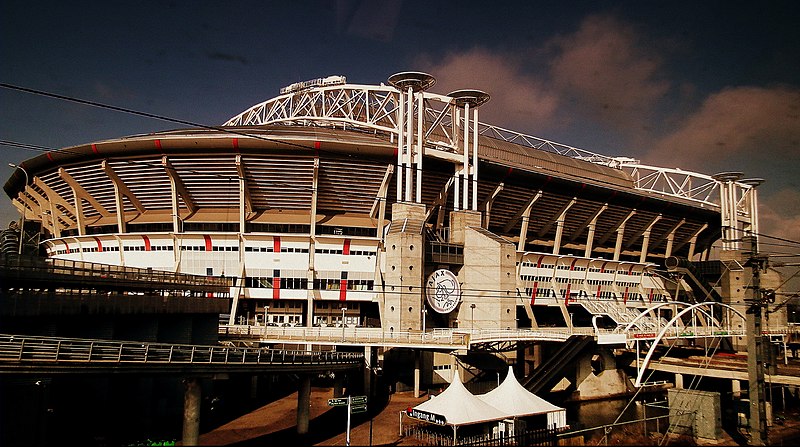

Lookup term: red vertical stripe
[343,239,351,255]
[273,236,281,253]
[64,243,70,254]
[232,138,239,150]
[142,235,151,251]
[648,288,655,303]
[93,237,103,252]
[203,235,212,251]
[623,264,635,304]
[339,271,349,301]
[273,274,280,300]
[596,261,609,298]
[531,255,544,305]
[91,144,99,154]
[564,258,577,306]
[155,139,162,150]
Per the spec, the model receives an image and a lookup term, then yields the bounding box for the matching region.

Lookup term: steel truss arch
[632,301,746,387]
[222,82,757,210]
[620,300,717,334]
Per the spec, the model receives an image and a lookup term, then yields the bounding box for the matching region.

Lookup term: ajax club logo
[425,269,460,313]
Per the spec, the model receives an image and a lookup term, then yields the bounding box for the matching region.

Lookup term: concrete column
[414,350,421,398]
[334,374,345,397]
[675,373,683,389]
[364,346,373,400]
[182,377,201,446]
[250,375,258,399]
[297,374,312,435]
[732,379,741,396]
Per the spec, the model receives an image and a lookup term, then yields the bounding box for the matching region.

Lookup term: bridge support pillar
[297,374,311,435]
[414,350,421,398]
[182,377,201,446]
[675,373,684,389]
[364,346,374,400]
[250,375,258,399]
[334,374,345,397]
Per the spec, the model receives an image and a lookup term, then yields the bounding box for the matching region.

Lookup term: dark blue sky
[2,0,799,260]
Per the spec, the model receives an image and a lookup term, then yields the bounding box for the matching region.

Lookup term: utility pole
[745,235,769,446]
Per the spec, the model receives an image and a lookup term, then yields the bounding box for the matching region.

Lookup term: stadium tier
[4,73,762,332]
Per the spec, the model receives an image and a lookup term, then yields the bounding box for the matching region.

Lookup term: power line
[6,82,800,263]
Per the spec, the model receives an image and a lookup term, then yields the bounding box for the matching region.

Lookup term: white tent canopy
[407,367,566,428]
[478,366,567,428]
[411,370,508,426]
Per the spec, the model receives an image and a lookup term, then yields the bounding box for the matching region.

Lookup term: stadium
[3,72,781,397]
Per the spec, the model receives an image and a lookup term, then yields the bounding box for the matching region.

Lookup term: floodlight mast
[387,72,436,204]
[8,162,29,255]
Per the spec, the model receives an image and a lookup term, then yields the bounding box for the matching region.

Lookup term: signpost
[406,408,447,426]
[328,395,368,446]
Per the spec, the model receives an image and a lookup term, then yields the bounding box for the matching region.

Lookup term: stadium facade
[3,72,771,343]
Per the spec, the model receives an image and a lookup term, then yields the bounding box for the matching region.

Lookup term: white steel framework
[222,79,759,247]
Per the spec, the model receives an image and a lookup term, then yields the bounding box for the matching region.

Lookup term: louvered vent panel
[243,156,314,210]
[109,159,172,210]
[65,164,119,214]
[170,157,239,208]
[317,159,386,212]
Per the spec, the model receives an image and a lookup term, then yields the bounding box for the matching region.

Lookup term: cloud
[644,85,800,168]
[759,188,800,247]
[415,48,560,132]
[547,15,671,136]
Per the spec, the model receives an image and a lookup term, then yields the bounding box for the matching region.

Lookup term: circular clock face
[425,269,460,313]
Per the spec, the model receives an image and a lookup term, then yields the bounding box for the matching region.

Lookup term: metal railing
[219,325,472,347]
[1,253,232,290]
[219,323,750,348]
[0,334,362,367]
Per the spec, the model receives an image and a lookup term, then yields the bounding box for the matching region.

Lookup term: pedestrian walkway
[197,387,428,446]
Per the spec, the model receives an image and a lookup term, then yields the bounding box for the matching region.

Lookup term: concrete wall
[383,202,426,332]
[668,388,722,441]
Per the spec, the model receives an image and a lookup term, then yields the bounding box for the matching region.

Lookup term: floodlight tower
[447,89,490,212]
[387,72,436,204]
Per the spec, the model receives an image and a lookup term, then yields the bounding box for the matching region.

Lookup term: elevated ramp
[522,335,593,394]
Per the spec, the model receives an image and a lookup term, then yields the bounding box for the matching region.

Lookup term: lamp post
[470,303,476,331]
[8,163,28,255]
[341,307,347,340]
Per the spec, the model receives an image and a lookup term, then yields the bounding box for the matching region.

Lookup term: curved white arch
[634,302,746,387]
[621,300,720,334]
[219,82,747,208]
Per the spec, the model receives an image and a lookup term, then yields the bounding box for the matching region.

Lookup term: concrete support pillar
[383,202,426,331]
[414,350,421,398]
[297,374,312,435]
[675,373,683,389]
[182,377,201,446]
[250,375,258,399]
[334,374,345,397]
[364,346,373,400]
[732,379,741,396]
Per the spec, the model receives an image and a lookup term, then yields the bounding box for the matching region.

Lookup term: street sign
[351,404,367,414]
[328,398,348,407]
[351,395,368,405]
[406,408,447,425]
